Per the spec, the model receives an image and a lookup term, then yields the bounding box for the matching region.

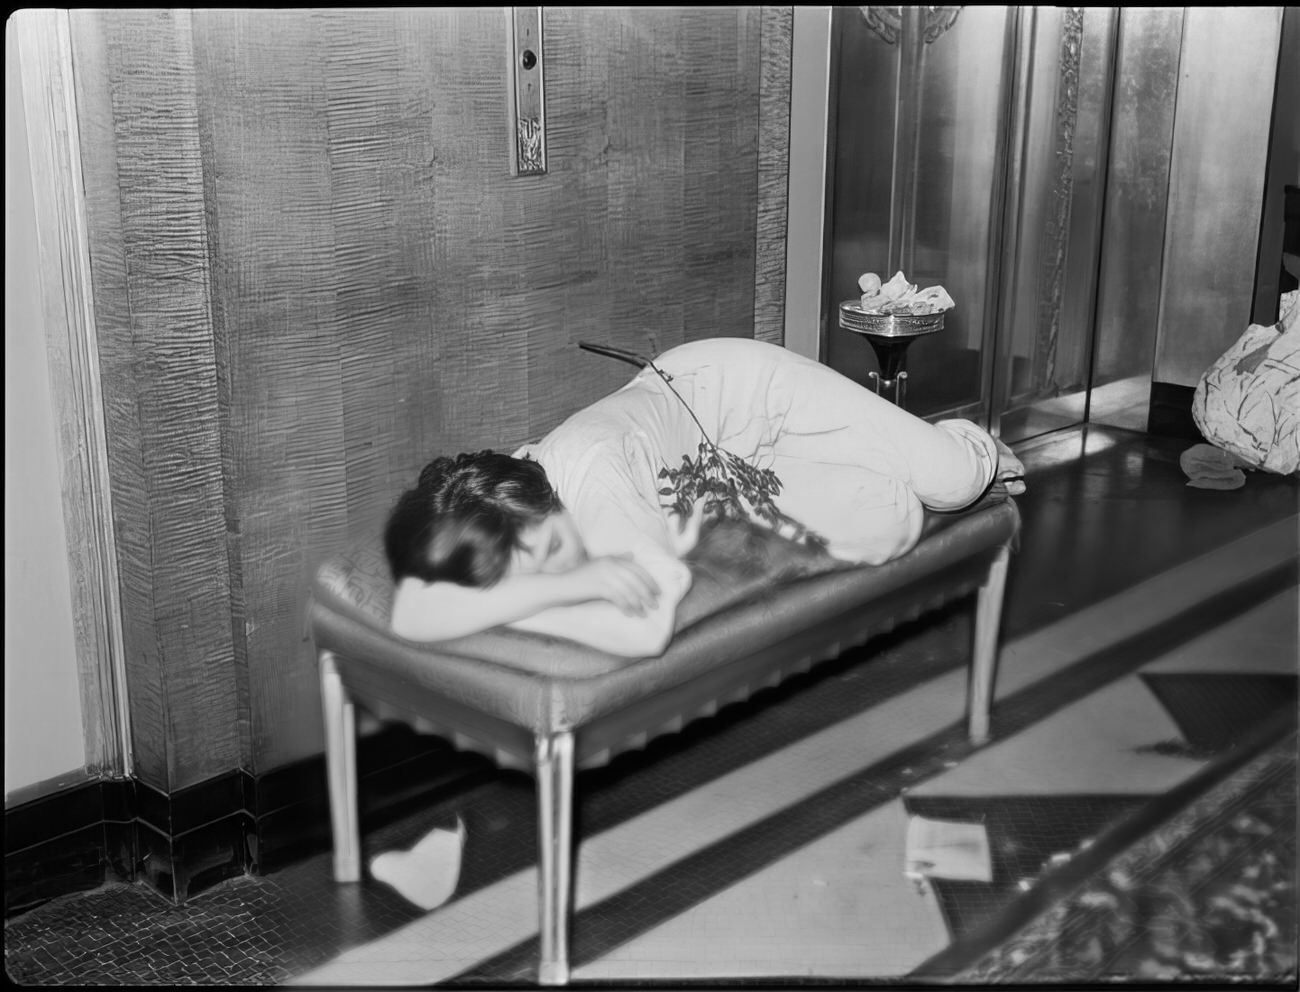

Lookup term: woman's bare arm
[509,553,692,657]
[389,556,662,644]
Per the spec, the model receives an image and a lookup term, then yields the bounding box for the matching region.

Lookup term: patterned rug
[957,733,1297,984]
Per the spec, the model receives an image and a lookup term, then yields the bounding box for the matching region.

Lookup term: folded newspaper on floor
[904,814,993,883]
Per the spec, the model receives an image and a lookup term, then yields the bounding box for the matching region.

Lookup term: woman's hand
[668,499,707,558]
[562,555,662,616]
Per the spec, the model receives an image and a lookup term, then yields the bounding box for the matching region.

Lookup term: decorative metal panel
[1030,6,1084,396]
[1155,7,1284,386]
[858,6,961,45]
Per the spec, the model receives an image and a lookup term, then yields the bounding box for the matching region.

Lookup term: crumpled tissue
[859,270,955,315]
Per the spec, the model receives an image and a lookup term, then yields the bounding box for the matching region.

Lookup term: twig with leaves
[578,341,826,549]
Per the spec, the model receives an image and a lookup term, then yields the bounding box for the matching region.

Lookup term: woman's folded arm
[389,549,685,656]
[390,571,587,643]
[509,553,692,658]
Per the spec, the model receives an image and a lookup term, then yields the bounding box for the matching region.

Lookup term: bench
[309,491,1020,984]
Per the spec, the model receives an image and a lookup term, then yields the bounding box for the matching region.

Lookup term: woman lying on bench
[384,337,1025,658]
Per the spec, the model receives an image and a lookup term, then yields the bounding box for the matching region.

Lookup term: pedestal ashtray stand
[838,300,947,410]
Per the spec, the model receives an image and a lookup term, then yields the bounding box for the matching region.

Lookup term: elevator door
[824,6,1117,438]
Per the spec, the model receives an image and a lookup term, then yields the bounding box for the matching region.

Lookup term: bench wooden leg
[968,544,1010,746]
[535,730,575,986]
[320,651,361,883]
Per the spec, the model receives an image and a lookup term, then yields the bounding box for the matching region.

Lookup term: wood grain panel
[680,7,761,342]
[70,11,167,787]
[755,7,794,345]
[80,9,784,775]
[110,10,241,791]
[189,10,352,768]
[414,8,535,451]
[532,8,691,421]
[71,10,240,791]
[323,10,436,528]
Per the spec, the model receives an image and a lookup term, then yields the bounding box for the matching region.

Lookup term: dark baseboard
[1147,381,1206,442]
[134,809,253,904]
[4,822,112,917]
[251,731,493,876]
[4,724,489,918]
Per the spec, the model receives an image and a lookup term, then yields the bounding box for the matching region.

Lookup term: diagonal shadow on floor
[1140,672,1299,755]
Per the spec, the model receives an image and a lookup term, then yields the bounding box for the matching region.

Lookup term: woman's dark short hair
[384,450,562,587]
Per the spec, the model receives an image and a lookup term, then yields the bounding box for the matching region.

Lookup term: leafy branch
[578,341,826,549]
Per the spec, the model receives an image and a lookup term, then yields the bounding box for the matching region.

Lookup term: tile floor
[5,424,1298,987]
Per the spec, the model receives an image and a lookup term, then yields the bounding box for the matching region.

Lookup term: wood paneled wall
[72,10,244,792]
[72,8,792,787]
[755,7,793,344]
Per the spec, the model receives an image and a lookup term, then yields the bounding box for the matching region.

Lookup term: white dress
[511,338,999,651]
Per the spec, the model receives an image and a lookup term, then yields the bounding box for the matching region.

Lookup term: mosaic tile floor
[5,427,1298,986]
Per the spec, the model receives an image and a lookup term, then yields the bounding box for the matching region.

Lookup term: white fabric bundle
[1191,290,1299,476]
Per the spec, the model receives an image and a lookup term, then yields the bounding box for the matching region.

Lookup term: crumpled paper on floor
[1179,443,1250,490]
[369,818,466,911]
